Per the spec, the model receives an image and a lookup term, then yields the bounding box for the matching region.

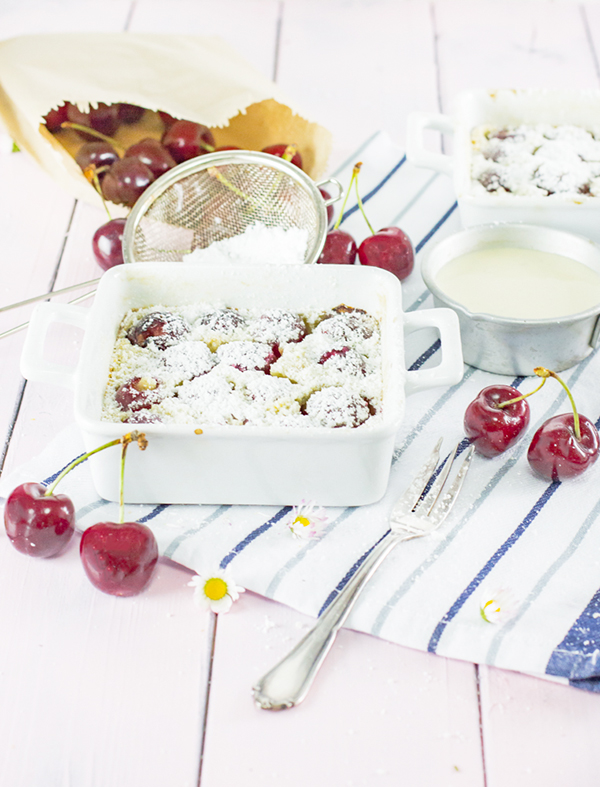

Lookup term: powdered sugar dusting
[102,303,382,429]
[183,222,309,266]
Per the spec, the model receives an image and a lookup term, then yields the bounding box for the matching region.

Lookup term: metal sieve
[122,150,341,265]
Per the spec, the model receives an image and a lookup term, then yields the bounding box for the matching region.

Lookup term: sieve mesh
[123,151,331,265]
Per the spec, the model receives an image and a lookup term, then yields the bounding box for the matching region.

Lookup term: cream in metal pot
[422,224,600,376]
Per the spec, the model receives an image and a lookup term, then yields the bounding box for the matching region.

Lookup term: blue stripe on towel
[219,506,292,569]
[427,480,561,653]
[546,587,600,689]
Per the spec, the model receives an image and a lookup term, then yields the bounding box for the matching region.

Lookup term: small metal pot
[421,224,600,376]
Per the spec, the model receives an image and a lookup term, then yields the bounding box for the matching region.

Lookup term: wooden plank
[277,0,439,172]
[202,592,485,786]
[480,666,599,786]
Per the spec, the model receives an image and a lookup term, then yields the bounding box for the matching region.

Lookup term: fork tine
[425,445,474,528]
[418,442,459,516]
[390,438,443,519]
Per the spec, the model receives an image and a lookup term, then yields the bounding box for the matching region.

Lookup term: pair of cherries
[464,368,599,482]
[3,433,158,597]
[317,162,414,282]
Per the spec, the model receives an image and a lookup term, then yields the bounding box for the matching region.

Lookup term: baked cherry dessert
[161,341,215,381]
[162,119,215,162]
[195,308,246,337]
[127,311,190,350]
[526,367,599,481]
[464,385,531,457]
[115,377,162,413]
[4,482,75,558]
[216,341,280,373]
[304,387,371,428]
[318,346,366,376]
[80,433,158,597]
[248,309,306,345]
[314,310,375,342]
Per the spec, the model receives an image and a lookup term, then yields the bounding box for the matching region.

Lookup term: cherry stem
[497,377,547,409]
[207,166,254,203]
[282,144,298,162]
[199,140,215,153]
[85,165,113,220]
[44,432,147,497]
[333,162,362,231]
[60,122,126,155]
[535,366,581,441]
[353,163,375,235]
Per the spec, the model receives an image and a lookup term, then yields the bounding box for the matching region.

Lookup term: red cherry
[319,188,334,225]
[92,218,126,270]
[527,414,599,481]
[162,120,215,163]
[317,229,357,265]
[124,138,176,179]
[358,226,414,280]
[101,158,155,207]
[80,521,159,597]
[44,103,70,133]
[464,386,530,457]
[158,110,177,130]
[117,104,145,124]
[75,141,119,179]
[66,102,119,138]
[115,377,161,412]
[262,144,303,169]
[4,482,75,557]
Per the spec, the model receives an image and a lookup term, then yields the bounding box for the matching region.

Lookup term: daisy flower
[287,500,330,540]
[480,587,519,624]
[188,567,245,613]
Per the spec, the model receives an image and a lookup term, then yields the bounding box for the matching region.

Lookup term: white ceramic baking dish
[407,88,600,242]
[20,263,463,507]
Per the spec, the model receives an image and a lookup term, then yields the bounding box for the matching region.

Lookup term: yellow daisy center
[204,577,228,601]
[293,515,311,528]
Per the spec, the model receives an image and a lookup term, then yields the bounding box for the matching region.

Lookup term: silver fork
[252,439,474,711]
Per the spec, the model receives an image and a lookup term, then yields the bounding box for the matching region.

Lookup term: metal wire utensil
[252,439,474,711]
[1,151,341,339]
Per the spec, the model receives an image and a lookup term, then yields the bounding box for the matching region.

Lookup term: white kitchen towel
[3,130,600,692]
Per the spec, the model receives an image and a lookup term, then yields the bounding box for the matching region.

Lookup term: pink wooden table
[1,1,600,784]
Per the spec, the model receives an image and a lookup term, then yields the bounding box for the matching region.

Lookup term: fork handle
[252,531,401,710]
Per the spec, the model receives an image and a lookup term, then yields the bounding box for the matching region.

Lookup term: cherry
[115,377,161,412]
[464,385,530,457]
[262,143,303,169]
[4,482,75,558]
[158,110,177,129]
[117,103,145,124]
[66,102,119,138]
[528,414,599,481]
[162,119,215,163]
[75,141,119,180]
[317,229,357,265]
[127,311,190,350]
[92,218,126,270]
[124,138,176,179]
[101,158,155,207]
[319,188,334,226]
[44,103,70,133]
[358,226,414,281]
[80,521,158,597]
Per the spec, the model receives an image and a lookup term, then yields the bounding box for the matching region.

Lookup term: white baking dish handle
[406,112,454,175]
[404,308,463,396]
[20,302,90,390]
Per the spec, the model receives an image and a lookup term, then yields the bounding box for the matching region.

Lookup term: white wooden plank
[130,0,281,79]
[480,665,600,786]
[202,592,485,787]
[277,0,439,172]
[0,535,210,787]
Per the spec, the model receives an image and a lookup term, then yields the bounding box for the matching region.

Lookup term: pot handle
[404,308,463,396]
[406,112,455,176]
[20,302,90,391]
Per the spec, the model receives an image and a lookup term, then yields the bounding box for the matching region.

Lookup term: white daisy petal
[480,587,519,624]
[286,499,331,540]
[188,567,245,614]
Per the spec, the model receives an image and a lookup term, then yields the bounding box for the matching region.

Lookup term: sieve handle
[20,302,90,390]
[403,308,463,395]
[315,177,343,206]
